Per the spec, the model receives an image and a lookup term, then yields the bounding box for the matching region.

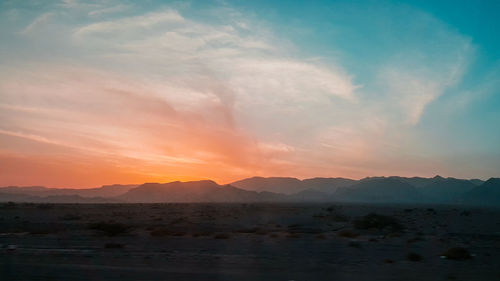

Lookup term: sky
[0,0,499,188]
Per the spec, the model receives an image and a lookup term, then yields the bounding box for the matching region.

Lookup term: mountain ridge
[0,176,497,205]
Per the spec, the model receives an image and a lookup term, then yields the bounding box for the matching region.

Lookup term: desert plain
[1,202,499,281]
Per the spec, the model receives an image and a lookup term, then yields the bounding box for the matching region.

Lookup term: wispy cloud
[0,1,493,186]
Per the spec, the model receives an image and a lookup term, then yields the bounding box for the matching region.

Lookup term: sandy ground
[0,202,499,281]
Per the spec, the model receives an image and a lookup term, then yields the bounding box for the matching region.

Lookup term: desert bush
[191,231,212,237]
[150,228,185,237]
[315,234,327,239]
[4,202,17,208]
[460,210,471,216]
[407,236,424,243]
[354,213,404,231]
[61,214,82,221]
[337,229,359,238]
[426,208,437,215]
[407,252,423,262]
[88,222,131,236]
[348,241,361,248]
[104,243,124,249]
[214,233,231,239]
[37,203,53,210]
[236,227,259,233]
[441,247,472,260]
[286,233,301,238]
[325,206,349,221]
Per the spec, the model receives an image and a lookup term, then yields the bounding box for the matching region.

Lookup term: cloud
[88,4,130,17]
[74,9,185,38]
[21,12,55,34]
[0,1,486,185]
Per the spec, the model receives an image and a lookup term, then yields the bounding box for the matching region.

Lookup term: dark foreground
[0,202,499,281]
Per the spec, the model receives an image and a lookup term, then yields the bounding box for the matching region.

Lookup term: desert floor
[0,202,499,280]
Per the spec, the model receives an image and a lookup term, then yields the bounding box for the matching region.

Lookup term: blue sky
[0,0,499,186]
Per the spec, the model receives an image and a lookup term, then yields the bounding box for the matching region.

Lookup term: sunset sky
[1,0,499,187]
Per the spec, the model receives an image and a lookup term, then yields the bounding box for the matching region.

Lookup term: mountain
[230,177,305,194]
[0,176,493,204]
[469,179,485,186]
[118,180,284,203]
[230,176,356,194]
[390,175,445,188]
[418,177,477,203]
[334,178,423,203]
[301,177,357,193]
[0,184,137,198]
[464,178,500,206]
[0,192,115,203]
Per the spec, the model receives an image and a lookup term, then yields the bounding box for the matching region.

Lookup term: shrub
[286,233,301,238]
[61,214,82,221]
[315,234,327,239]
[348,241,361,248]
[150,228,185,237]
[88,222,131,236]
[192,231,211,237]
[337,229,359,238]
[354,213,404,231]
[441,247,472,260]
[5,202,17,208]
[105,243,124,249]
[236,227,259,233]
[407,252,423,262]
[37,203,53,210]
[214,233,231,239]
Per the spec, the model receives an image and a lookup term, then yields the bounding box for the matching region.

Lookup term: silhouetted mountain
[0,192,115,203]
[464,178,500,206]
[419,177,477,203]
[0,176,494,204]
[469,179,485,186]
[0,186,49,193]
[231,176,356,194]
[0,184,137,198]
[301,177,357,193]
[390,175,444,188]
[334,178,423,203]
[118,180,284,203]
[231,177,305,194]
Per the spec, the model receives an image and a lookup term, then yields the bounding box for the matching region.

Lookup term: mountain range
[0,176,498,206]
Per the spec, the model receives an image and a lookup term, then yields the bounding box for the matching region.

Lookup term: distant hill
[118,180,284,203]
[334,178,423,203]
[301,177,357,193]
[231,176,356,194]
[464,178,500,206]
[0,192,115,203]
[230,177,304,194]
[418,177,477,203]
[0,176,496,205]
[0,184,137,198]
